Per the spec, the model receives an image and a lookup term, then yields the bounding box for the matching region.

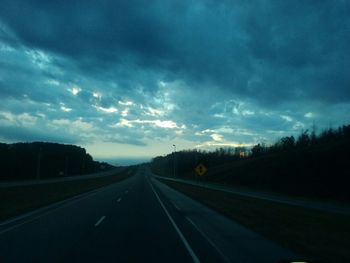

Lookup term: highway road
[0,168,298,263]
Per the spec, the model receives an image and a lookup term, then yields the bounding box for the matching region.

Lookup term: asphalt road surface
[0,168,298,263]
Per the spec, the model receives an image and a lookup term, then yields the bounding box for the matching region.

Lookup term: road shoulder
[151,176,299,263]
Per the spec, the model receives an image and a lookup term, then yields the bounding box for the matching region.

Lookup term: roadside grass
[162,180,350,263]
[0,168,135,221]
[151,139,350,204]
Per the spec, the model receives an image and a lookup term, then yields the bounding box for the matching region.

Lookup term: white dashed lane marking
[94,216,106,227]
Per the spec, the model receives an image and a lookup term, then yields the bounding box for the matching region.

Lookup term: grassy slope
[0,167,135,221]
[154,139,350,203]
[206,139,350,202]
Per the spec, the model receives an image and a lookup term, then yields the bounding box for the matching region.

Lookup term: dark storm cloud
[240,1,350,104]
[1,0,349,105]
[0,0,173,69]
[1,0,349,106]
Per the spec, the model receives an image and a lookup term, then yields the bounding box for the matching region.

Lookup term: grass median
[0,168,135,221]
[161,180,350,263]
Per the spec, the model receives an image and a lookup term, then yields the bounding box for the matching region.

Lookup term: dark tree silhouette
[0,142,113,181]
[150,123,350,202]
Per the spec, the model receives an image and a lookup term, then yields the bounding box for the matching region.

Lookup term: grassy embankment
[159,180,350,263]
[152,138,350,203]
[0,167,136,221]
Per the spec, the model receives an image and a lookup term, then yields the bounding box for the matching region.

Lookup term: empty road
[0,168,298,262]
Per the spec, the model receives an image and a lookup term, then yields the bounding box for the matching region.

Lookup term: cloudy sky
[0,0,349,163]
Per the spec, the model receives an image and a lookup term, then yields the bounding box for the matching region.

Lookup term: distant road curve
[152,174,350,216]
[0,167,126,188]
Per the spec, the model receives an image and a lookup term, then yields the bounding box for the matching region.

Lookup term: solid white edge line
[148,178,201,263]
[185,217,232,263]
[95,216,106,227]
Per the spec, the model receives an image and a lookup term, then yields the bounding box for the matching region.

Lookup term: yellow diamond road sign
[195,163,207,176]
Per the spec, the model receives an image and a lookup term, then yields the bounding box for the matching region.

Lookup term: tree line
[150,124,350,201]
[0,142,113,181]
[251,124,350,156]
[151,124,350,178]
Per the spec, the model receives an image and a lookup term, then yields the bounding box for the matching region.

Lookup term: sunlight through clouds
[118,100,134,106]
[60,104,72,112]
[304,112,314,118]
[211,133,223,142]
[68,86,81,96]
[92,92,102,100]
[94,106,118,113]
[113,119,181,129]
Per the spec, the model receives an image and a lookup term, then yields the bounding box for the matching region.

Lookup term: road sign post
[173,144,176,178]
[195,163,207,177]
